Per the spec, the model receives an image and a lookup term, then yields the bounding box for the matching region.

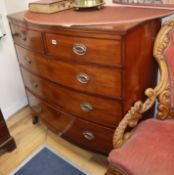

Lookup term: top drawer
[10,23,44,53]
[45,33,122,66]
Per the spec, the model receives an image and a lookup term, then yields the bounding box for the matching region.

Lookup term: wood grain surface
[8,11,162,154]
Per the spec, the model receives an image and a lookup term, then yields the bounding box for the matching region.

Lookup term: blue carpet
[13,147,87,175]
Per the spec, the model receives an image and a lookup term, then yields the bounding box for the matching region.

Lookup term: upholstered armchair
[106,19,174,175]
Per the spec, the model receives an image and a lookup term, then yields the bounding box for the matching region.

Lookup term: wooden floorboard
[0,106,108,175]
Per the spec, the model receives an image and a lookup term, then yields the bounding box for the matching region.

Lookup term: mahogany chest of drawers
[8,11,160,154]
[0,110,16,152]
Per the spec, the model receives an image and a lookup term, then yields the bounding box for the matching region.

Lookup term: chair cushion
[108,119,174,175]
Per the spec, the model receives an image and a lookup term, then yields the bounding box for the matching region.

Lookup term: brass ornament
[74,0,104,10]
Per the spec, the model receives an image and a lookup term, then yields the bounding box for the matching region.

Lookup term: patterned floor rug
[10,145,89,175]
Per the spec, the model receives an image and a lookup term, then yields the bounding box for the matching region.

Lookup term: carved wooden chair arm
[113,88,157,148]
[113,21,173,149]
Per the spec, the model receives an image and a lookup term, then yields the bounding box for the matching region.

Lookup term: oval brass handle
[25,56,32,64]
[31,81,38,89]
[73,43,86,55]
[76,73,90,84]
[80,102,93,112]
[83,131,95,140]
[19,33,26,41]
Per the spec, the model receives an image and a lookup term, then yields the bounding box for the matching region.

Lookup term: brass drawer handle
[83,131,95,140]
[25,56,32,64]
[19,33,26,41]
[31,81,38,89]
[80,102,93,112]
[73,43,86,55]
[76,73,90,84]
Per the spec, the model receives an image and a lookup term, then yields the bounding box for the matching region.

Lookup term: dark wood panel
[10,23,44,53]
[22,69,123,128]
[0,111,10,143]
[16,46,122,98]
[0,110,16,152]
[0,121,10,143]
[45,33,122,66]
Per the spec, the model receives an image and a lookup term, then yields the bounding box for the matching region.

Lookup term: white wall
[4,0,26,14]
[25,0,39,4]
[0,0,27,120]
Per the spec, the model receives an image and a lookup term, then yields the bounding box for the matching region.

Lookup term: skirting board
[2,96,28,120]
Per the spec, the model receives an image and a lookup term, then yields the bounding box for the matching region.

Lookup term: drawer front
[62,118,114,154]
[27,91,75,134]
[27,91,113,154]
[0,121,10,144]
[22,69,122,128]
[11,23,44,52]
[45,33,121,66]
[16,46,122,98]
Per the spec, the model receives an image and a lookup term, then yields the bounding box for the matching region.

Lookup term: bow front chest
[8,11,160,154]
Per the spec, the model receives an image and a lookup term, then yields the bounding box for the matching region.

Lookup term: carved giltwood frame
[105,19,174,175]
[112,19,174,149]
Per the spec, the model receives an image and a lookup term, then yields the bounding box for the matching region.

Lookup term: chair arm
[113,88,157,148]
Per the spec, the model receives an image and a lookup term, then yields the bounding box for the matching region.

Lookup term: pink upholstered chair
[106,19,174,175]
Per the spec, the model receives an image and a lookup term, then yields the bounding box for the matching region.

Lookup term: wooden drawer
[0,121,10,144]
[10,23,44,52]
[62,118,114,154]
[27,91,113,154]
[22,69,122,128]
[45,33,122,67]
[16,46,122,98]
[27,91,75,134]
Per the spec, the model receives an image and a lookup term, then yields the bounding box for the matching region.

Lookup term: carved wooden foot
[32,116,39,124]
